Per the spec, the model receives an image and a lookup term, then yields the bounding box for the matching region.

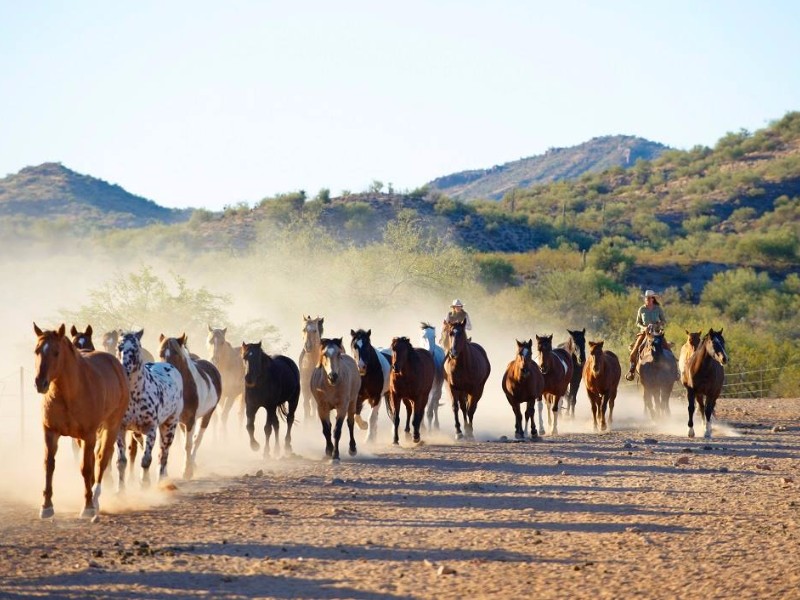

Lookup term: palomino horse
[116,331,183,488]
[679,330,702,382]
[388,336,435,444]
[501,339,544,440]
[33,323,129,519]
[207,326,245,435]
[102,330,155,362]
[558,328,586,418]
[583,340,622,432]
[70,325,96,351]
[442,320,491,440]
[298,316,324,420]
[158,333,222,478]
[350,329,391,443]
[535,334,574,435]
[310,338,360,460]
[682,328,728,439]
[636,325,678,420]
[419,322,445,430]
[241,341,300,458]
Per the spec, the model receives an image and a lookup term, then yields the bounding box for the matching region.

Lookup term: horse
[679,330,702,381]
[442,320,491,440]
[558,328,586,418]
[298,316,324,420]
[207,325,245,435]
[534,334,574,436]
[158,333,222,478]
[501,339,544,440]
[33,323,129,519]
[419,322,445,430]
[682,328,728,439]
[636,325,679,420]
[241,342,300,458]
[350,328,391,443]
[70,325,96,351]
[102,329,155,362]
[388,336,435,444]
[583,340,622,432]
[116,330,184,489]
[309,338,360,460]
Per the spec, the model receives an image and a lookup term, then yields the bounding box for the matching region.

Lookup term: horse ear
[70,325,78,337]
[222,327,227,336]
[241,342,246,351]
[159,333,165,342]
[179,333,187,346]
[366,329,371,337]
[350,329,356,337]
[256,341,262,349]
[582,328,586,334]
[34,322,43,337]
[135,329,144,341]
[319,318,324,334]
[57,324,66,337]
[717,328,723,335]
[86,324,93,336]
[208,324,213,332]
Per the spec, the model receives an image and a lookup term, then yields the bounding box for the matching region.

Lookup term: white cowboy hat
[644,289,658,299]
[451,299,464,307]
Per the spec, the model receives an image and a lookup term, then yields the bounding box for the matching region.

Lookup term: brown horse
[207,325,245,435]
[33,323,129,519]
[583,340,622,432]
[535,334,573,435]
[501,339,544,440]
[158,333,222,478]
[442,320,491,440]
[70,325,95,351]
[636,325,678,420]
[388,336,435,445]
[299,316,323,420]
[310,338,360,460]
[679,330,702,382]
[682,328,728,439]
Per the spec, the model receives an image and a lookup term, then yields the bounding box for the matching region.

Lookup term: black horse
[240,342,300,458]
[350,328,391,443]
[558,328,586,418]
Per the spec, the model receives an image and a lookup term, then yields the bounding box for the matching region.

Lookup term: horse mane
[420,322,433,330]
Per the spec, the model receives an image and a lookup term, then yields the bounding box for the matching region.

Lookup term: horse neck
[512,355,530,379]
[587,351,603,375]
[421,331,435,351]
[50,341,85,400]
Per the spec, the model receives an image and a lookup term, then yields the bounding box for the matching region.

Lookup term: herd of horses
[32,317,727,520]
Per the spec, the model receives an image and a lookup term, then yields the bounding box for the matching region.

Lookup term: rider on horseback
[625,289,667,381]
[440,299,472,346]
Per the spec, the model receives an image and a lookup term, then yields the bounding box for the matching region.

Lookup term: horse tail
[277,400,289,422]
[384,393,395,420]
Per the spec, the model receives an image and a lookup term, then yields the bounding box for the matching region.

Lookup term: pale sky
[1,1,798,211]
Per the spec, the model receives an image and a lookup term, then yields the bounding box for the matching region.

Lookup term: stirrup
[625,371,635,381]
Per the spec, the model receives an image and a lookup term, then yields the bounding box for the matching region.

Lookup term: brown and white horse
[535,334,573,435]
[682,328,728,438]
[207,325,245,435]
[583,340,621,432]
[299,316,324,420]
[33,323,129,519]
[501,339,544,440]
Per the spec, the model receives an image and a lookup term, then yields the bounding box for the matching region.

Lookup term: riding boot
[625,362,636,381]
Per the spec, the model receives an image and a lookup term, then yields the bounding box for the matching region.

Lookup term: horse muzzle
[35,377,49,394]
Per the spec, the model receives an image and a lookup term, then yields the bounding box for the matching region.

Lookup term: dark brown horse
[388,336,435,444]
[442,320,491,440]
[158,333,222,478]
[33,323,129,519]
[350,329,391,443]
[558,328,586,418]
[241,342,300,458]
[535,334,574,436]
[310,338,360,460]
[70,325,95,351]
[636,325,678,420]
[682,328,728,439]
[501,339,544,440]
[207,325,245,435]
[583,340,621,432]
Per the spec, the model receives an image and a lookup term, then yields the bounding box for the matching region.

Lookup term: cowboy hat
[644,289,658,299]
[451,299,464,307]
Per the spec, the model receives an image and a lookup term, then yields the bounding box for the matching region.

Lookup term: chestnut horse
[535,334,574,436]
[33,323,129,519]
[241,342,300,458]
[682,328,728,439]
[501,339,544,440]
[310,338,360,460]
[558,328,586,418]
[442,320,491,440]
[419,322,446,430]
[388,336,435,444]
[583,340,621,432]
[158,333,222,478]
[299,316,324,420]
[636,325,678,420]
[679,330,702,382]
[207,326,245,435]
[350,329,391,443]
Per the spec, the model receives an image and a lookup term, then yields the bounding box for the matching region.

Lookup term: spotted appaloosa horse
[207,326,245,434]
[442,320,491,440]
[70,325,96,351]
[299,316,324,420]
[350,328,391,443]
[583,340,621,432]
[103,329,155,362]
[310,338,360,460]
[419,322,445,430]
[388,336,435,445]
[535,334,573,436]
[33,323,129,519]
[159,333,222,479]
[116,330,183,488]
[682,328,728,439]
[502,339,544,440]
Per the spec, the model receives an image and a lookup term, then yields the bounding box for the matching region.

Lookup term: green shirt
[636,304,666,331]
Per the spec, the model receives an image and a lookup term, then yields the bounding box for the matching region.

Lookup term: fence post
[19,366,24,444]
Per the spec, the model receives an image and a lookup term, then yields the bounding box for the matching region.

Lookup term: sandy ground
[0,391,798,599]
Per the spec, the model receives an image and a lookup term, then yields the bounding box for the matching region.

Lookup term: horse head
[419,322,436,351]
[302,315,324,353]
[567,328,586,364]
[159,333,189,366]
[241,341,264,387]
[645,327,665,361]
[350,329,372,375]
[535,334,554,374]
[685,330,702,351]
[515,339,534,377]
[118,330,146,375]
[102,330,119,354]
[319,337,344,384]
[706,328,728,365]
[587,340,605,375]
[207,325,229,365]
[390,336,413,374]
[443,320,467,359]
[33,323,68,393]
[70,324,95,352]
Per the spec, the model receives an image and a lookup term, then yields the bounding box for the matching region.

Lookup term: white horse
[420,322,446,430]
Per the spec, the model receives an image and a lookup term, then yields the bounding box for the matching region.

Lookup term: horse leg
[285,394,298,455]
[536,398,545,436]
[404,398,413,440]
[128,432,140,478]
[465,396,479,440]
[190,411,214,469]
[367,400,380,444]
[245,402,260,452]
[182,419,195,480]
[550,396,560,436]
[40,429,62,519]
[704,395,716,439]
[600,394,609,432]
[412,397,426,443]
[79,432,98,518]
[267,408,280,459]
[687,388,696,438]
[115,430,128,493]
[140,426,157,488]
[451,391,464,440]
[332,415,345,461]
[347,411,357,457]
[509,398,524,439]
[94,427,116,510]
[319,406,333,458]
[608,392,616,431]
[426,393,434,432]
[391,394,401,445]
[460,399,470,440]
[158,418,178,480]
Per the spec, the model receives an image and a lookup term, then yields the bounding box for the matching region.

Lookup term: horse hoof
[688,428,695,438]
[514,432,524,440]
[354,416,368,431]
[250,442,260,452]
[39,506,54,519]
[393,439,400,446]
[348,448,357,457]
[80,507,96,519]
[455,432,464,440]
